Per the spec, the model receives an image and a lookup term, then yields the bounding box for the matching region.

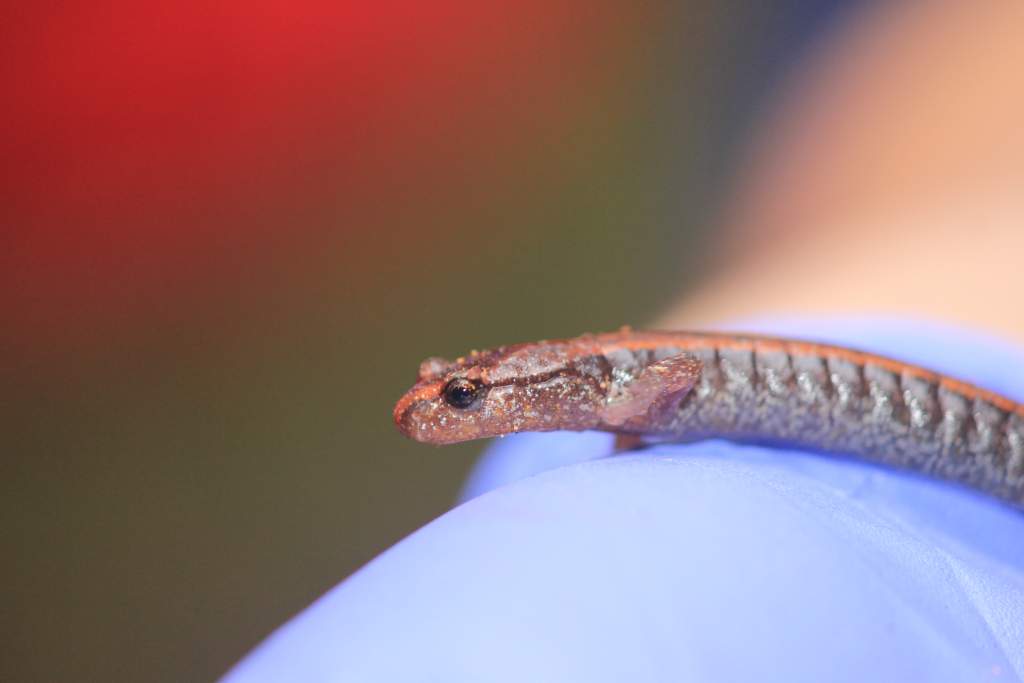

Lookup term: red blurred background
[3,2,850,681]
[4,2,630,361]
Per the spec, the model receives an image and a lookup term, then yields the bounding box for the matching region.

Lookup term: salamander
[393,328,1024,507]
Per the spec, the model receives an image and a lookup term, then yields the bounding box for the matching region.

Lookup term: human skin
[223,1,1024,681]
[663,0,1024,342]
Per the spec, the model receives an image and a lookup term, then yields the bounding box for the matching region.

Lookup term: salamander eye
[442,378,480,409]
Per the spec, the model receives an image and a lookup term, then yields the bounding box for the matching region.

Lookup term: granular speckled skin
[394,330,1024,508]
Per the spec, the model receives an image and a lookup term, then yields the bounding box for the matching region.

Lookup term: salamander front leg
[601,353,703,431]
[613,433,646,453]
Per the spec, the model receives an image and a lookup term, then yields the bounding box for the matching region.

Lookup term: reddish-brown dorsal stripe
[591,330,1022,417]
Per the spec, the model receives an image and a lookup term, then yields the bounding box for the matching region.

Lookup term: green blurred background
[3,2,853,681]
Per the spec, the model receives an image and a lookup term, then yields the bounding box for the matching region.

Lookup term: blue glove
[224,317,1024,683]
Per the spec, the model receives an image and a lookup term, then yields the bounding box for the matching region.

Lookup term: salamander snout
[392,378,497,445]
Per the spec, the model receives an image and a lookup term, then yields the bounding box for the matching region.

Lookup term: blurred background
[13,0,1020,681]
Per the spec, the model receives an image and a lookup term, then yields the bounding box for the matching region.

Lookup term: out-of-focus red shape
[1,1,615,363]
[5,2,587,211]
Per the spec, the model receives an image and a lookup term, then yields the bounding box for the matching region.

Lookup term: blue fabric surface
[223,318,1024,682]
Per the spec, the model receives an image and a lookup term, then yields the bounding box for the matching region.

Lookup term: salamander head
[393,340,609,444]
